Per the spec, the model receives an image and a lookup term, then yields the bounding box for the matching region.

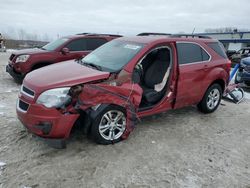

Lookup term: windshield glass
[81,40,144,72]
[42,38,69,51]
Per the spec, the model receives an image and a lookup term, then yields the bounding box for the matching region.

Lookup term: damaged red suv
[17,34,230,147]
[6,33,120,83]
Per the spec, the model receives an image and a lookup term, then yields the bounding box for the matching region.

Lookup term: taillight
[226,60,232,73]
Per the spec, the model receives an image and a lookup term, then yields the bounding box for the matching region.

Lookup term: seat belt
[154,68,170,92]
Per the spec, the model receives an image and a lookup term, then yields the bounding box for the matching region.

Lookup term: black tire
[197,84,222,114]
[90,105,127,145]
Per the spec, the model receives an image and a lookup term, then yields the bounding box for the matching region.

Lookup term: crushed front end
[16,84,80,147]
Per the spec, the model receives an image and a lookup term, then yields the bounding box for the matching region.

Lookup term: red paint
[7,34,119,82]
[17,36,230,140]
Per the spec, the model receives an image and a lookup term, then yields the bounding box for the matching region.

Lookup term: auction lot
[0,52,250,188]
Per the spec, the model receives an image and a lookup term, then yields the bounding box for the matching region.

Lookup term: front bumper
[6,64,24,83]
[16,95,79,140]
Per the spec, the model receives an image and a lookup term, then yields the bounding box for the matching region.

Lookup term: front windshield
[42,38,69,51]
[81,40,144,72]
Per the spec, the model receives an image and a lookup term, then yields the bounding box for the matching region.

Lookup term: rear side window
[66,39,87,51]
[177,43,210,64]
[86,38,107,50]
[207,42,227,58]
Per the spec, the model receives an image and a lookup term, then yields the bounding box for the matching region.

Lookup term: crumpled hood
[23,60,110,94]
[13,48,47,55]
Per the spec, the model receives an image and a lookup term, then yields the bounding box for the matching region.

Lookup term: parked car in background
[6,33,121,83]
[16,34,230,147]
[230,47,250,67]
[0,33,6,52]
[235,57,250,86]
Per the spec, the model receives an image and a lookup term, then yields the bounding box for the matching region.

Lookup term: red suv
[16,34,231,148]
[6,33,121,83]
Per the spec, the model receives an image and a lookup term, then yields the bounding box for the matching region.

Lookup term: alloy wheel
[207,88,220,110]
[98,110,126,141]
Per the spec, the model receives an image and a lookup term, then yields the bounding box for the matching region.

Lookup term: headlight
[36,87,71,108]
[16,55,30,63]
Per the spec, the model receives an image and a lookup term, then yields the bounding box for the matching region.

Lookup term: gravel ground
[0,52,250,188]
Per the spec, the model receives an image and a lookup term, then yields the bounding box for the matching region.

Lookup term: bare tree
[18,29,26,40]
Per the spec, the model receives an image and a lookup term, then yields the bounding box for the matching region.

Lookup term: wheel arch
[31,61,53,71]
[209,79,226,92]
[198,78,226,104]
[71,104,127,135]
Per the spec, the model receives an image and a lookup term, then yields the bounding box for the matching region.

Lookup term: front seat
[142,49,170,104]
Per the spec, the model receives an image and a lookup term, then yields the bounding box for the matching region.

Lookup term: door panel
[53,51,89,63]
[174,42,211,109]
[174,62,208,109]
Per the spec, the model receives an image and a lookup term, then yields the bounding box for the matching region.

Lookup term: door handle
[204,64,208,71]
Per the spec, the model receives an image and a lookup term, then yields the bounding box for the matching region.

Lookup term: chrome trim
[176,41,212,66]
[21,85,35,98]
[16,99,29,113]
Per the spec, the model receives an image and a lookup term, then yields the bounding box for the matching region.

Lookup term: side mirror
[61,47,69,55]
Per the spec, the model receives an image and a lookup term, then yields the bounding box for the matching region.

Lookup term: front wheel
[91,105,127,145]
[198,84,222,113]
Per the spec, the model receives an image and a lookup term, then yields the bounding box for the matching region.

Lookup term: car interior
[132,47,172,109]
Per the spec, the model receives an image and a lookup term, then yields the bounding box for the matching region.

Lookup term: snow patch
[244,92,250,100]
[5,88,19,93]
[0,162,6,169]
[6,49,17,53]
[0,161,6,175]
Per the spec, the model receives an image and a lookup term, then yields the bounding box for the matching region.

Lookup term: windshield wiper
[81,60,102,71]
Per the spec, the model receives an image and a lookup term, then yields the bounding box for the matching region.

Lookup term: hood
[24,60,110,94]
[13,48,47,55]
[241,57,250,65]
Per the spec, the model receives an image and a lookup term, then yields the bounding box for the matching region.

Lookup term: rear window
[207,42,227,58]
[177,43,210,64]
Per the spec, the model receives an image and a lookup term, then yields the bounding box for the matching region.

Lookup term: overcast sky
[0,0,249,40]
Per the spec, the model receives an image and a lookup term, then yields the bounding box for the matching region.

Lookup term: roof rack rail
[76,33,122,37]
[76,33,91,35]
[137,32,171,36]
[170,34,212,39]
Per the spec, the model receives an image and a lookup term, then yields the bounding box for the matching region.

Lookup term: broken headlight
[36,87,71,108]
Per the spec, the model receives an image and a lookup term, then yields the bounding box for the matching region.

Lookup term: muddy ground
[0,52,250,188]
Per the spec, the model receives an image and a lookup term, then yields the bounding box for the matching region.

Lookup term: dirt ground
[0,52,250,188]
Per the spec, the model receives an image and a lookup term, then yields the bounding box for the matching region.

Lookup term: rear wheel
[91,105,126,144]
[198,84,222,113]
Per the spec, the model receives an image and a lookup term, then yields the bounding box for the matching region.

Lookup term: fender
[76,83,143,139]
[199,66,228,102]
[30,61,53,71]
